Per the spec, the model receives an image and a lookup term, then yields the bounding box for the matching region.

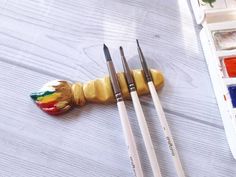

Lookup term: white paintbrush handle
[148,82,185,177]
[117,101,144,177]
[130,91,162,177]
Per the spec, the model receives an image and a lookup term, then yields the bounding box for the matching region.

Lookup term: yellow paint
[81,69,164,104]
[37,92,61,103]
[56,101,68,109]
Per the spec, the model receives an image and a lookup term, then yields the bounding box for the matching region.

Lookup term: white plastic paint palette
[190,0,236,158]
[213,29,236,50]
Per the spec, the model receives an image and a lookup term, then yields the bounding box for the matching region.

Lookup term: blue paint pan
[228,85,236,108]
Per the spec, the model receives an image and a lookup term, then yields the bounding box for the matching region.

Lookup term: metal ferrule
[128,83,136,92]
[115,92,123,102]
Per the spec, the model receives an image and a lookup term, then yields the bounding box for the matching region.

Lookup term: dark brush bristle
[119,46,124,57]
[136,39,140,47]
[103,44,122,100]
[119,46,135,89]
[136,40,153,82]
[103,44,112,61]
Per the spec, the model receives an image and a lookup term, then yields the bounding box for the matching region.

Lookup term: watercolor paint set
[190,0,236,158]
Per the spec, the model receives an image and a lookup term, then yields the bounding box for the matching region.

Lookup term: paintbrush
[120,46,162,177]
[103,44,144,177]
[136,40,186,177]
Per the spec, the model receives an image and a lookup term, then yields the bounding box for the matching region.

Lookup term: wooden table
[0,0,236,176]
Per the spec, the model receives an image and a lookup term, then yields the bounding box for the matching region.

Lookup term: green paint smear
[30,91,55,101]
[202,0,216,7]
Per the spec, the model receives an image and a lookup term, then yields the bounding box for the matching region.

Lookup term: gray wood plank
[0,0,236,176]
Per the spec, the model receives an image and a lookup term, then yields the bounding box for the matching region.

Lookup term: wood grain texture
[0,0,236,176]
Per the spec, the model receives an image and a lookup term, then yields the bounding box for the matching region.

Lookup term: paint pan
[223,57,236,77]
[213,29,236,50]
[228,85,236,108]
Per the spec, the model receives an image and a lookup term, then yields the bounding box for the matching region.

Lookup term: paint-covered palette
[190,0,236,159]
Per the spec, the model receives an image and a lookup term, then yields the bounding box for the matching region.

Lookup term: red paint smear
[36,101,58,109]
[36,101,62,115]
[42,106,61,115]
[224,57,236,77]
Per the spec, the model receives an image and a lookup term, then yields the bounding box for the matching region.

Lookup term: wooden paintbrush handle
[117,101,144,177]
[130,91,162,177]
[148,81,185,177]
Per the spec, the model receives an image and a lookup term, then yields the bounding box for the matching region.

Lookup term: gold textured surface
[117,72,130,99]
[83,76,114,103]
[71,82,86,106]
[150,69,164,90]
[36,69,164,110]
[77,69,164,104]
[132,69,149,95]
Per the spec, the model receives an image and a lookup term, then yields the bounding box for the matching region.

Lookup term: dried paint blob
[213,29,236,50]
[30,80,73,115]
[228,85,236,108]
[224,57,236,77]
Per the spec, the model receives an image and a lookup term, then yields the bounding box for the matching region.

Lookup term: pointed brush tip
[119,47,125,58]
[119,46,123,53]
[103,44,107,48]
[103,44,112,61]
[136,40,141,50]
